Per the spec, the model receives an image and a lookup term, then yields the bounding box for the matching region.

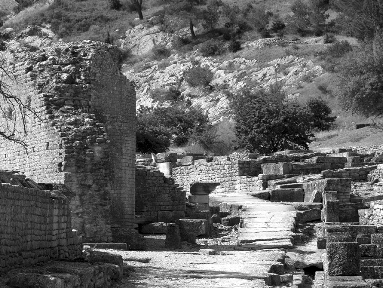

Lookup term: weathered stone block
[85,250,123,270]
[177,219,208,243]
[270,188,304,202]
[262,163,292,175]
[327,242,360,276]
[327,232,354,243]
[165,223,181,249]
[296,209,321,223]
[360,244,377,258]
[323,200,340,223]
[371,233,383,244]
[221,215,241,226]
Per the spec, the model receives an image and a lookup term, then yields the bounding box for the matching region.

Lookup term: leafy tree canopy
[136,104,214,153]
[231,89,315,154]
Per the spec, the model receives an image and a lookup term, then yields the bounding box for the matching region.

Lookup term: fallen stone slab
[240,239,294,250]
[140,222,168,234]
[199,249,217,255]
[83,243,127,250]
[248,190,270,200]
[296,209,321,223]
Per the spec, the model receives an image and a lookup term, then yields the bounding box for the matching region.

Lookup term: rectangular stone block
[360,259,383,266]
[372,233,383,245]
[327,242,360,276]
[361,266,376,279]
[262,163,292,175]
[360,244,377,258]
[270,188,304,202]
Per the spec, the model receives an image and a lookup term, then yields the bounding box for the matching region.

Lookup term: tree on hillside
[332,0,383,40]
[231,89,314,154]
[129,0,144,20]
[166,0,220,38]
[136,104,215,153]
[338,43,383,118]
[288,0,329,36]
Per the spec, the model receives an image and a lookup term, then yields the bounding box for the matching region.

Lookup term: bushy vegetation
[338,43,383,118]
[286,0,329,36]
[136,104,214,153]
[305,98,336,131]
[184,65,214,87]
[232,89,314,153]
[231,88,336,154]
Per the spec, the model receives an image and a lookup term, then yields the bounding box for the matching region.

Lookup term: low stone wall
[322,224,383,280]
[136,166,186,222]
[321,166,377,181]
[171,159,262,194]
[0,182,82,272]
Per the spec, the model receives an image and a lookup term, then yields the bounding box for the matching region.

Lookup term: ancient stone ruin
[0,28,136,243]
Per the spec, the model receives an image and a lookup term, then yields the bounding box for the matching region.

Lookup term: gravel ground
[106,235,286,288]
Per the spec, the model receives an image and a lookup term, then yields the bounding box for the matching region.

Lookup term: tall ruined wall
[171,158,262,194]
[136,166,185,222]
[0,173,82,272]
[0,30,136,242]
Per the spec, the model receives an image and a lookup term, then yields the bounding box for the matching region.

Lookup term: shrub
[323,33,336,44]
[231,89,313,154]
[184,65,214,87]
[325,40,352,58]
[151,45,171,60]
[199,39,223,57]
[228,40,241,53]
[136,105,213,153]
[109,0,122,10]
[305,98,336,131]
[338,45,383,118]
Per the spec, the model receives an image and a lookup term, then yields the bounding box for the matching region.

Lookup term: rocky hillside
[122,25,327,144]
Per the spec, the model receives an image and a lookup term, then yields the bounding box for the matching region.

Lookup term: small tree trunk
[190,19,196,38]
[137,6,144,20]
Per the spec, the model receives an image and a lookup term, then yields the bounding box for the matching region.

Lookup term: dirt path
[109,193,301,287]
[115,248,285,288]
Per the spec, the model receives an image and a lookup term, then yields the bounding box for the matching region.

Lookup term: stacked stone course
[172,158,263,194]
[136,166,185,222]
[0,172,81,273]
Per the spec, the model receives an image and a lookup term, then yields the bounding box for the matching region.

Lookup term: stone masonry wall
[136,166,185,222]
[0,179,82,272]
[0,29,136,242]
[322,166,377,181]
[171,158,262,194]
